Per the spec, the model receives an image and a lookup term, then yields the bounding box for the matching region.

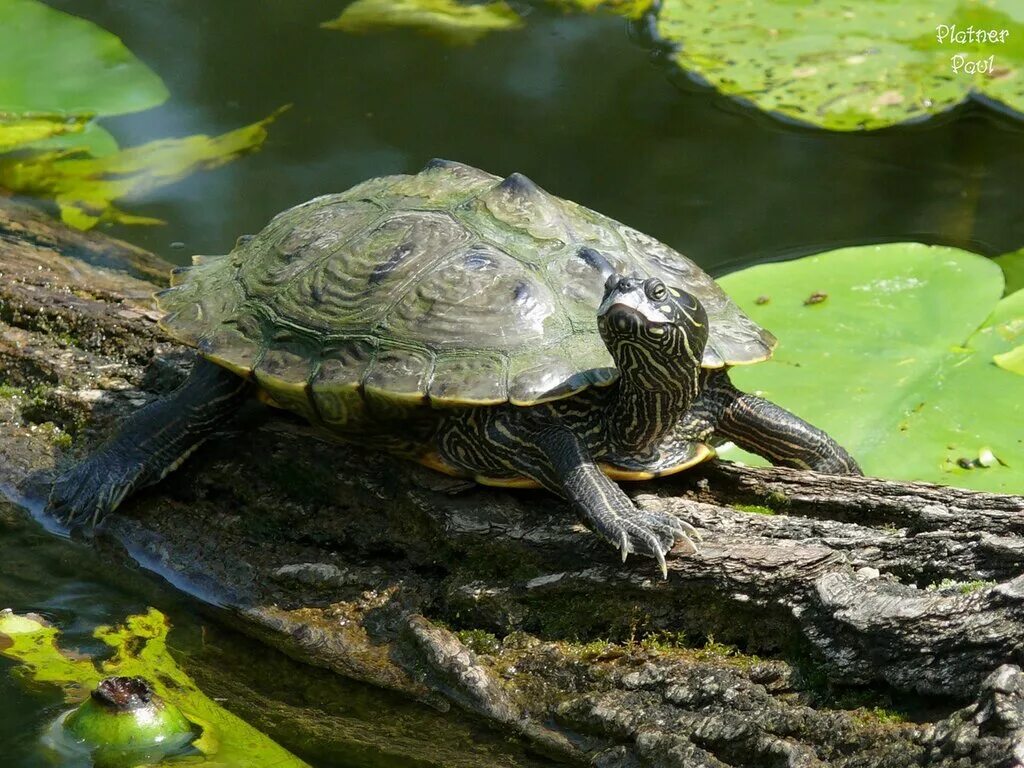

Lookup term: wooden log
[2,197,1023,766]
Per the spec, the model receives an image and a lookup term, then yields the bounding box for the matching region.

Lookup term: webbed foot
[47,357,250,529]
[508,425,703,578]
[47,451,139,529]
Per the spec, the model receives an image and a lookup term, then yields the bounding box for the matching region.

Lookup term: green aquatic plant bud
[0,608,308,767]
[60,676,196,767]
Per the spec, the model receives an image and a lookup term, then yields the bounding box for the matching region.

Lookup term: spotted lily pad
[655,0,1024,130]
[718,244,1024,493]
[0,107,286,230]
[0,608,309,767]
[322,0,524,45]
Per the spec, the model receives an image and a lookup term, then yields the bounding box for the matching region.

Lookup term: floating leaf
[0,608,309,767]
[995,246,1024,296]
[25,120,120,157]
[718,244,1024,493]
[655,0,1024,130]
[995,344,1024,375]
[323,0,650,45]
[323,0,524,46]
[0,113,90,153]
[0,0,168,116]
[0,0,166,160]
[0,107,287,229]
[546,0,653,19]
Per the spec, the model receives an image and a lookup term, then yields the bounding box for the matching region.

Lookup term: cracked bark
[2,197,1024,767]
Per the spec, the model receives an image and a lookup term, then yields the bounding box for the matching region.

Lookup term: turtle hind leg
[699,370,861,475]
[48,357,251,528]
[437,413,699,577]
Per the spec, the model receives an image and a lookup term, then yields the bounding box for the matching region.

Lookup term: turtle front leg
[438,414,699,577]
[531,426,701,576]
[694,370,861,475]
[48,357,251,528]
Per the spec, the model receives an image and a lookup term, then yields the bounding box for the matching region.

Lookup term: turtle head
[597,274,709,454]
[597,274,709,383]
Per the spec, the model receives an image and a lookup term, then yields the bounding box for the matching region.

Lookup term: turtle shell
[156,159,775,414]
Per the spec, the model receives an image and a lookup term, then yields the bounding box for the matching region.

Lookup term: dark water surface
[33,0,1024,270]
[4,0,1024,765]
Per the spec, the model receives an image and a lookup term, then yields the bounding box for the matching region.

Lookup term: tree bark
[2,197,1024,767]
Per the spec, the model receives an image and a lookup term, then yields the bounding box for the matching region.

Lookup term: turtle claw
[655,547,668,580]
[672,535,699,557]
[676,519,702,542]
[587,505,700,578]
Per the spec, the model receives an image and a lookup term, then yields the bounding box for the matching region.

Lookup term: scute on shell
[157,159,775,407]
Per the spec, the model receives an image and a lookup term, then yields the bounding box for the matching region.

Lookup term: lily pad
[0,607,309,767]
[322,0,524,45]
[655,0,1024,130]
[995,344,1024,375]
[27,121,120,157]
[0,0,168,116]
[717,243,1024,493]
[995,246,1024,296]
[0,107,287,230]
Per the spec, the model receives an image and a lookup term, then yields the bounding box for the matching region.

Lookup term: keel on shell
[156,159,775,411]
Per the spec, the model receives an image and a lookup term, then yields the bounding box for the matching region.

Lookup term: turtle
[48,159,860,576]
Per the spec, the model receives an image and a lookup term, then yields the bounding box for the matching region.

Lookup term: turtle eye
[644,279,667,302]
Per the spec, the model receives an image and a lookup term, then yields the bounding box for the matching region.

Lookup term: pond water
[3,1,1024,765]
[29,0,1024,270]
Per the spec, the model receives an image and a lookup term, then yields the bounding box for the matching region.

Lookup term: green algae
[0,608,309,767]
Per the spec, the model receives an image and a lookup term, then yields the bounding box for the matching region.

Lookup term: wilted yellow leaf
[0,106,288,229]
[322,0,523,46]
[0,112,91,152]
[547,0,653,20]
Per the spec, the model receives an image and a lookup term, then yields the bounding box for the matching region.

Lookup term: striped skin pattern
[598,276,707,457]
[48,160,861,576]
[433,276,713,573]
[684,370,861,475]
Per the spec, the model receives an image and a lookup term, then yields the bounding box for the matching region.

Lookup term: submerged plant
[323,0,525,45]
[0,107,287,229]
[0,608,309,767]
[323,0,654,46]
